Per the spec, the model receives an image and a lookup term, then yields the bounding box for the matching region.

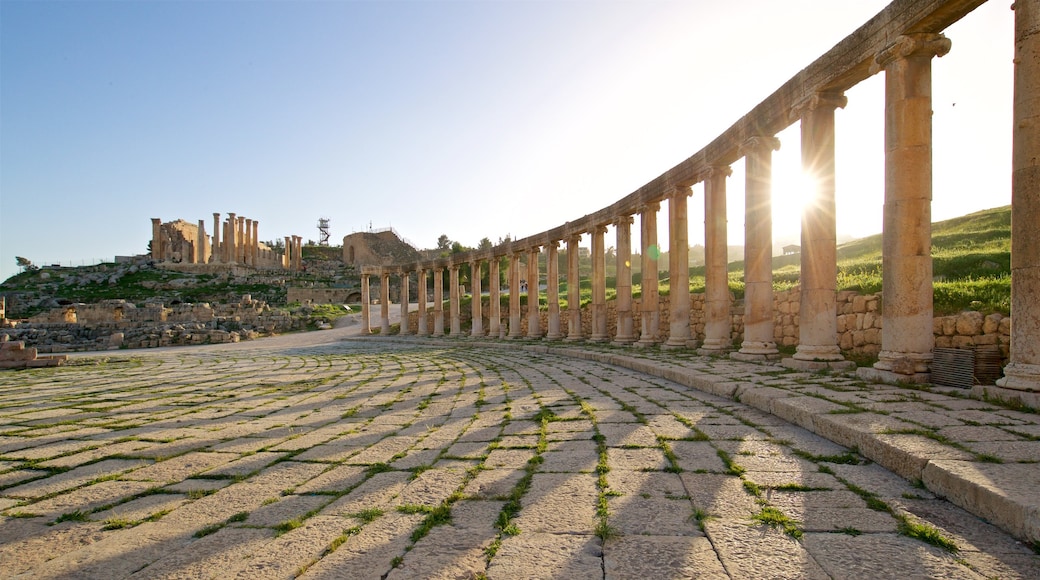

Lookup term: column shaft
[508,253,523,338]
[613,217,635,344]
[701,168,732,352]
[869,34,950,381]
[665,187,693,348]
[360,274,371,334]
[380,272,391,335]
[590,226,609,341]
[471,261,484,337]
[433,269,445,335]
[212,213,221,263]
[566,235,583,341]
[489,259,502,337]
[793,94,848,366]
[527,247,542,338]
[399,272,410,335]
[736,136,781,359]
[637,204,660,346]
[997,2,1040,401]
[417,269,429,336]
[450,266,461,336]
[546,242,563,340]
[151,218,162,261]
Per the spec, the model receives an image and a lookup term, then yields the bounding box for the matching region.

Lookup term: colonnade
[359,0,1040,404]
[149,213,302,270]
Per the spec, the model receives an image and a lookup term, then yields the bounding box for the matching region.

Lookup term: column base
[792,344,845,362]
[856,366,930,385]
[782,358,856,372]
[545,333,565,341]
[565,335,585,342]
[972,383,1040,410]
[730,351,781,362]
[662,338,698,350]
[873,350,932,374]
[612,335,636,346]
[589,335,611,343]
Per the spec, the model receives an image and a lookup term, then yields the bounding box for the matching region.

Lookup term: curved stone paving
[0,337,1037,579]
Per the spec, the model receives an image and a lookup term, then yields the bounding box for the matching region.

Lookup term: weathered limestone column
[399,271,410,335]
[247,220,255,268]
[508,252,523,338]
[449,265,461,336]
[227,213,237,263]
[566,234,583,341]
[224,221,232,264]
[527,247,542,338]
[734,136,782,361]
[787,93,854,370]
[489,258,502,337]
[992,2,1040,405]
[380,272,391,335]
[237,217,246,264]
[360,274,371,334]
[861,33,950,383]
[295,236,304,271]
[471,260,484,337]
[284,236,292,269]
[699,167,733,354]
[546,241,563,340]
[417,268,429,336]
[151,218,162,261]
[665,186,694,349]
[637,203,660,347]
[211,213,221,263]
[196,220,207,264]
[433,268,445,335]
[589,225,609,342]
[613,216,635,345]
[245,219,253,266]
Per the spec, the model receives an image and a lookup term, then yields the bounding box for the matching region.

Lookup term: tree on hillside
[478,237,493,251]
[15,257,37,272]
[437,234,452,251]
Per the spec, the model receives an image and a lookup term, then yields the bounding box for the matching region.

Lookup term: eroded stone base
[856,366,931,385]
[971,384,1040,410]
[730,351,782,363]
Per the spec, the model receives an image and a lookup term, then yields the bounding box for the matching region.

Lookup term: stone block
[983,313,1003,334]
[955,311,984,336]
[952,335,975,349]
[852,295,867,312]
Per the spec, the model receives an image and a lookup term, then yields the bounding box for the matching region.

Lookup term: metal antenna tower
[317,218,331,246]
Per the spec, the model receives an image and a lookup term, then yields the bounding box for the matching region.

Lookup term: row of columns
[359,11,1040,401]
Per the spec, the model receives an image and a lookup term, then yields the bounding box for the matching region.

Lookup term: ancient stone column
[637,203,660,347]
[566,234,583,341]
[399,271,410,335]
[508,252,523,338]
[226,213,236,263]
[245,219,253,266]
[284,236,292,269]
[433,268,445,335]
[863,33,950,383]
[788,93,853,370]
[196,220,206,264]
[995,1,1040,404]
[612,216,635,345]
[237,216,246,264]
[700,167,733,354]
[360,274,371,334]
[151,218,162,261]
[450,265,461,337]
[665,186,694,349]
[735,136,781,361]
[489,258,502,337]
[527,247,542,338]
[471,260,484,337]
[590,225,609,342]
[295,236,304,271]
[546,241,563,340]
[417,268,429,336]
[380,272,391,335]
[252,221,260,268]
[211,213,221,264]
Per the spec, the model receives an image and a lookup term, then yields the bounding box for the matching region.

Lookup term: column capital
[669,184,692,199]
[871,33,951,73]
[613,215,634,227]
[591,224,608,235]
[790,91,848,122]
[547,240,560,250]
[698,165,733,182]
[739,135,781,156]
[566,233,582,244]
[640,201,661,214]
[528,245,540,253]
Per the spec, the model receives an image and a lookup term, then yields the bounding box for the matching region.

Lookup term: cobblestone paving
[1,338,1038,579]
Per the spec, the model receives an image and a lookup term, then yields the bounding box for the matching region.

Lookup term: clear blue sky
[1,0,1012,282]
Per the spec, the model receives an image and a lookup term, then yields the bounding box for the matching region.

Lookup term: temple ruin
[150,212,305,271]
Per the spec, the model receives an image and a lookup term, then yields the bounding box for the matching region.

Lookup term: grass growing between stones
[751,506,803,539]
[896,515,958,553]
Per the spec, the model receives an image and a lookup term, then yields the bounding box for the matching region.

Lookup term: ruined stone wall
[404,291,1010,363]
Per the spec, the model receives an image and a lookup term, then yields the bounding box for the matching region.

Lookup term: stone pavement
[0,332,1037,579]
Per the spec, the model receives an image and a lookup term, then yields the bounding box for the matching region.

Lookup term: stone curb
[361,335,1040,545]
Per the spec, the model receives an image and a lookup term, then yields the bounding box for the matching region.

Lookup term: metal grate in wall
[932,346,1005,389]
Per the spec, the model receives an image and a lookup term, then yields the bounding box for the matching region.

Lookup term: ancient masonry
[360,0,1040,409]
[150,212,305,271]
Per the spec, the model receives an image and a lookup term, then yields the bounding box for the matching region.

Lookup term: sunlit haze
[0,0,1013,281]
